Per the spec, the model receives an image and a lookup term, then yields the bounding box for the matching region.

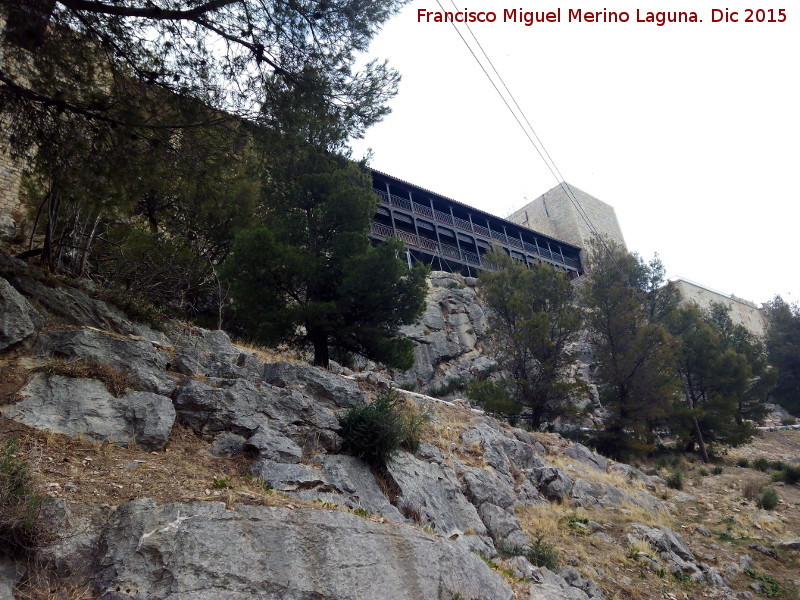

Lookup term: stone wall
[672,277,768,338]
[508,183,627,259]
[0,12,30,216]
[0,144,25,215]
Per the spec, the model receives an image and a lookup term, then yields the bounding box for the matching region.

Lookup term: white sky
[351,1,800,306]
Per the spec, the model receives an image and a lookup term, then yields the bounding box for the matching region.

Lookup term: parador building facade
[368,170,585,279]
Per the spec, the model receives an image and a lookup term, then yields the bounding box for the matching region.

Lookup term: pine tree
[223,141,427,368]
[470,248,585,427]
[764,296,800,416]
[580,240,679,459]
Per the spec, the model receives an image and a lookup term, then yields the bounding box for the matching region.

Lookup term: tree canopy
[764,296,800,416]
[666,302,770,461]
[580,240,679,459]
[470,248,585,427]
[1,0,408,140]
[222,137,428,369]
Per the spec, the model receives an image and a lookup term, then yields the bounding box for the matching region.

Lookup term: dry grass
[546,454,650,493]
[35,357,131,397]
[231,339,307,365]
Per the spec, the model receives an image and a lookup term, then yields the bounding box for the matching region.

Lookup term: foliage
[523,535,560,570]
[429,376,467,399]
[711,466,723,475]
[466,380,521,420]
[338,389,429,468]
[223,139,427,367]
[744,568,785,598]
[756,486,779,510]
[0,439,49,557]
[742,479,764,502]
[580,239,679,459]
[475,248,585,428]
[666,302,769,461]
[665,469,684,490]
[736,458,750,468]
[18,101,262,318]
[1,0,407,141]
[764,296,800,416]
[753,457,771,472]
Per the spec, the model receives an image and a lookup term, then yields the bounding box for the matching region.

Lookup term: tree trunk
[692,414,710,463]
[310,331,329,368]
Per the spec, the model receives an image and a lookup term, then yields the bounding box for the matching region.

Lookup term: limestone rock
[170,328,259,380]
[563,444,608,471]
[252,459,327,491]
[0,214,16,242]
[0,275,41,350]
[318,455,406,521]
[210,432,247,457]
[529,466,574,502]
[175,377,341,452]
[477,502,530,550]
[628,523,703,580]
[7,274,166,342]
[386,451,493,554]
[245,424,303,463]
[528,567,591,600]
[3,373,174,450]
[462,467,517,510]
[262,361,367,409]
[559,566,606,599]
[34,328,175,395]
[0,556,24,600]
[89,499,514,600]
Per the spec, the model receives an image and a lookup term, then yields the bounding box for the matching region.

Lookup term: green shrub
[711,466,723,475]
[771,470,786,483]
[665,469,684,490]
[781,416,797,426]
[698,468,709,477]
[769,460,786,471]
[783,464,800,485]
[1,439,49,557]
[756,486,779,510]
[753,457,770,472]
[736,458,750,468]
[524,535,560,570]
[339,389,429,468]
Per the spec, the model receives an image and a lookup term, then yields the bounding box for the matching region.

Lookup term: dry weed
[35,357,131,397]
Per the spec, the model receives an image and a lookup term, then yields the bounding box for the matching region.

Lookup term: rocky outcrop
[0,275,42,350]
[6,274,166,342]
[3,373,174,450]
[393,273,495,393]
[175,377,342,453]
[83,498,514,600]
[34,328,175,395]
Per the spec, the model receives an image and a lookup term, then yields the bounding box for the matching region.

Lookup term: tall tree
[764,296,800,416]
[222,137,427,368]
[470,248,585,427]
[580,239,679,459]
[666,303,769,461]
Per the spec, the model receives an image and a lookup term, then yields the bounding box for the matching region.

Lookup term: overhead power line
[439,0,623,273]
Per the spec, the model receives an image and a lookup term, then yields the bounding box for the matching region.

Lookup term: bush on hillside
[339,389,429,468]
[1,439,49,557]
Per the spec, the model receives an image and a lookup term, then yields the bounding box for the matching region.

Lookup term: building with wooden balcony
[369,170,583,278]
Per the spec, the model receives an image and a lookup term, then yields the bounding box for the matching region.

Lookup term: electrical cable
[442,0,624,273]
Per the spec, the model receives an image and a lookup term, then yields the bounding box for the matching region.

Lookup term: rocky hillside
[1,261,799,600]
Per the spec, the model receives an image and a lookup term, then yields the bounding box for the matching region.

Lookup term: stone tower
[507,183,626,255]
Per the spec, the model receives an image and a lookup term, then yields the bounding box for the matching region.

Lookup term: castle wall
[0,144,25,215]
[508,184,627,255]
[673,278,767,338]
